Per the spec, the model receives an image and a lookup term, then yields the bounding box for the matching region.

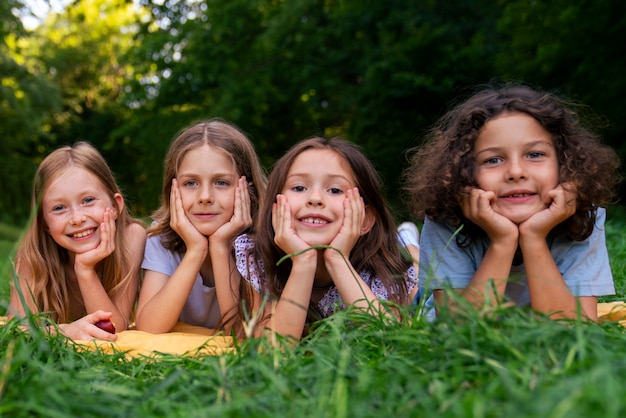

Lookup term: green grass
[1,208,626,417]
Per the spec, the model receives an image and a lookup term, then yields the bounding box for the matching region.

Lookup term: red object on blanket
[95,319,116,334]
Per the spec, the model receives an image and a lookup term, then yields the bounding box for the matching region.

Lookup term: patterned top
[235,234,417,318]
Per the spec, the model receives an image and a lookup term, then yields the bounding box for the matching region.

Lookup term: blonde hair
[148,118,267,252]
[14,142,142,323]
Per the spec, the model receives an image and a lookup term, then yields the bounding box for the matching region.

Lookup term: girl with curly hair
[404,84,620,320]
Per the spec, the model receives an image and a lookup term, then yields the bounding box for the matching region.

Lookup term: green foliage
[494,0,626,156]
[1,212,626,415]
[2,300,626,416]
[0,1,61,223]
[2,0,625,221]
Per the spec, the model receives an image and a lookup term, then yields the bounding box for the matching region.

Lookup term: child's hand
[57,310,118,341]
[74,208,116,273]
[460,187,518,241]
[210,176,252,245]
[520,183,577,239]
[170,179,208,252]
[327,188,364,260]
[272,194,314,258]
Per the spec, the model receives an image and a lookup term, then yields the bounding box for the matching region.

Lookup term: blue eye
[484,157,502,165]
[52,205,65,212]
[329,187,343,194]
[83,197,95,204]
[184,180,198,187]
[215,179,229,187]
[528,151,544,159]
[292,185,306,192]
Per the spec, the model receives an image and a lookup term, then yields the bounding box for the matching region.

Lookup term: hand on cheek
[272,194,309,255]
[211,176,252,244]
[460,187,518,241]
[75,208,116,273]
[520,183,577,238]
[169,179,206,249]
[329,188,363,257]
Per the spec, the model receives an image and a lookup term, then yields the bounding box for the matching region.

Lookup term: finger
[88,310,113,322]
[477,190,496,213]
[170,179,181,227]
[101,210,111,253]
[280,195,294,233]
[343,189,355,232]
[271,198,280,235]
[239,177,252,225]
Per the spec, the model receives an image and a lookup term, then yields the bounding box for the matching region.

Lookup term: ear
[112,193,124,220]
[359,206,376,236]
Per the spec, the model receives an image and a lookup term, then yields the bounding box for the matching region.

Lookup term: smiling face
[281,148,358,246]
[42,167,122,255]
[473,111,560,224]
[176,144,239,236]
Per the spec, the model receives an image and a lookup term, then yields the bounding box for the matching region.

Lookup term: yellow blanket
[74,322,235,358]
[3,302,626,358]
[597,300,626,324]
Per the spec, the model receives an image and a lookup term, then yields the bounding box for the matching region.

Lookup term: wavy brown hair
[14,142,142,323]
[148,119,267,251]
[404,83,621,244]
[239,137,411,330]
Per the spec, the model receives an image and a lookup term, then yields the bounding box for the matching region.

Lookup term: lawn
[1,208,625,417]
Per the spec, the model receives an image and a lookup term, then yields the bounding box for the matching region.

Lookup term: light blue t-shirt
[418,208,614,316]
[141,235,221,328]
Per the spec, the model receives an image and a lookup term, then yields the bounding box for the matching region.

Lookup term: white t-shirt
[141,235,221,328]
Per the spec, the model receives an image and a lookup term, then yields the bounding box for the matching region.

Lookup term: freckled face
[42,167,121,254]
[176,144,239,236]
[473,112,560,224]
[280,149,357,246]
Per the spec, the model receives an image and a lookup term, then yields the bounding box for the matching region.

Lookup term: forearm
[458,240,515,310]
[210,243,240,328]
[520,237,582,319]
[324,254,383,314]
[258,258,316,339]
[135,252,204,333]
[76,268,128,329]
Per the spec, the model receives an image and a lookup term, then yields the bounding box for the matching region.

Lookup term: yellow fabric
[597,300,626,325]
[3,302,626,358]
[74,322,235,358]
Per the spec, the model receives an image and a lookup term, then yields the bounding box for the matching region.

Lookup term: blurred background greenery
[2,0,625,225]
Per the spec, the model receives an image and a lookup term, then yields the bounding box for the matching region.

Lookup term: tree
[0,0,61,223]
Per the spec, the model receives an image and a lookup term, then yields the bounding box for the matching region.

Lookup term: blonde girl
[135,119,266,333]
[9,142,146,341]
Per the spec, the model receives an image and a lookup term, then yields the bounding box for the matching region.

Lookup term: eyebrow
[287,172,353,183]
[475,140,554,156]
[177,171,238,178]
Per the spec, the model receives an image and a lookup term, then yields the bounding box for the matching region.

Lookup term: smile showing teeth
[301,217,328,225]
[70,229,95,238]
[504,193,533,198]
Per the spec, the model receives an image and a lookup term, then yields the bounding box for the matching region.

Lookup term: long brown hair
[404,83,621,244]
[148,118,267,251]
[241,137,411,329]
[14,142,141,323]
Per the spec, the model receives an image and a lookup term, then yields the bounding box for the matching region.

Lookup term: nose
[306,187,324,207]
[199,184,213,204]
[506,158,527,181]
[69,208,86,225]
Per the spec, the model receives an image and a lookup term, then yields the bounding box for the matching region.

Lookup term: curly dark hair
[403,83,621,243]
